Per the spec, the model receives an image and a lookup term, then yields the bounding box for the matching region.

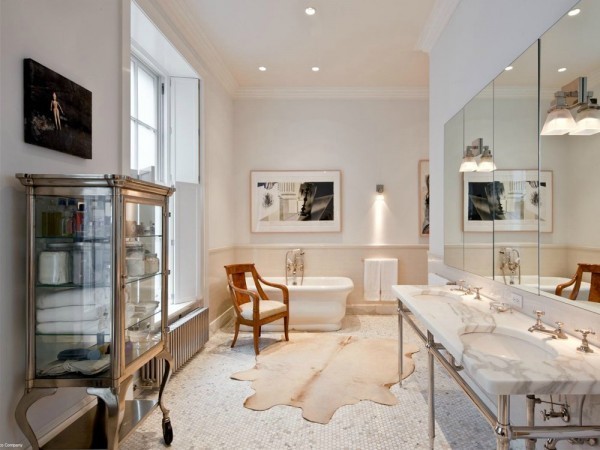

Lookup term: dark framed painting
[24,58,92,159]
[418,160,430,236]
[250,170,341,232]
[463,170,553,232]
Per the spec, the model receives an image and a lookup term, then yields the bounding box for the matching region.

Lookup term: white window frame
[130,0,204,312]
[130,55,166,183]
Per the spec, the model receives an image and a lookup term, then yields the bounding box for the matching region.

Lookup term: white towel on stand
[379,258,398,300]
[363,259,381,301]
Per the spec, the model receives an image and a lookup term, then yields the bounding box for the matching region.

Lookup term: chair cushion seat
[240,300,287,320]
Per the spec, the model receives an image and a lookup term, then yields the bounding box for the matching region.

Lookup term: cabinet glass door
[124,201,163,366]
[34,194,113,379]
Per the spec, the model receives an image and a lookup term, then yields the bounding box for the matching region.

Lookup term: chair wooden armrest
[227,282,261,313]
[555,276,577,298]
[257,275,289,304]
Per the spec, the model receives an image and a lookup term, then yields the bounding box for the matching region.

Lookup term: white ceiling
[165,0,455,90]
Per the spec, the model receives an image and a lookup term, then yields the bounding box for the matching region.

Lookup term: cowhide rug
[231,334,419,424]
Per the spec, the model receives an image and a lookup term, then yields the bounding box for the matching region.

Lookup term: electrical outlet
[510,292,523,308]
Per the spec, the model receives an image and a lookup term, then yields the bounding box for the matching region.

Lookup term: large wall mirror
[444,0,600,313]
[539,0,600,311]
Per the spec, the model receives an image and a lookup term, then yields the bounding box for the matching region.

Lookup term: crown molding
[136,0,239,95]
[235,86,429,100]
[416,0,461,53]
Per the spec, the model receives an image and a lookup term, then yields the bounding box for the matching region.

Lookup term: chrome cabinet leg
[156,350,173,418]
[15,388,57,450]
[88,387,119,450]
[156,350,174,445]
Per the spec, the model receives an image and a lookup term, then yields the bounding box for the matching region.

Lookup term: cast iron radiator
[140,307,209,388]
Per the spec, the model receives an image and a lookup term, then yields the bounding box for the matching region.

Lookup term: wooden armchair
[555,263,600,302]
[224,264,289,354]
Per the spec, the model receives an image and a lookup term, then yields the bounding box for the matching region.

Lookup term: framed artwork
[250,170,341,232]
[418,160,430,236]
[24,58,92,159]
[463,170,553,232]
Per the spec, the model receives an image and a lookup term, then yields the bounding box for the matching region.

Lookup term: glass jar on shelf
[125,241,145,277]
[144,253,159,274]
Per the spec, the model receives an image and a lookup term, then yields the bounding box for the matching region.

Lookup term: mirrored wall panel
[444,109,464,271]
[462,83,494,278]
[539,0,600,311]
[492,41,540,293]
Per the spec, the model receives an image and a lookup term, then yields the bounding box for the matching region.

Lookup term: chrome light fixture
[459,146,478,172]
[477,146,497,172]
[459,138,496,172]
[570,98,600,135]
[541,76,600,136]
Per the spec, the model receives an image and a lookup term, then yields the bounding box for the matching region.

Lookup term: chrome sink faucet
[285,248,305,286]
[499,247,521,285]
[528,310,567,339]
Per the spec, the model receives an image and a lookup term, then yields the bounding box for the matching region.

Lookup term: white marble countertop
[393,285,600,395]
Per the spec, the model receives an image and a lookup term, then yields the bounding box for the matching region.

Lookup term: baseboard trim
[210,306,233,335]
[347,302,397,315]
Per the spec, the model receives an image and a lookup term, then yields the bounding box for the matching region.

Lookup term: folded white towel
[37,305,106,323]
[379,258,398,300]
[364,259,381,301]
[36,319,100,334]
[36,287,111,309]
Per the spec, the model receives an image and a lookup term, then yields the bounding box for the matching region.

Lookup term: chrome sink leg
[495,395,510,450]
[526,395,537,450]
[426,331,435,443]
[398,298,403,385]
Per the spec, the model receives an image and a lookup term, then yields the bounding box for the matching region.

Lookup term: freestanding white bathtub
[244,277,354,331]
[494,275,591,300]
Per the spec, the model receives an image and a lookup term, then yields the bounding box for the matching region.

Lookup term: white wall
[0,0,124,442]
[234,97,429,246]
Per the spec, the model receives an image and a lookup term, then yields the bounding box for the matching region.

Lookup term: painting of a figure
[251,171,341,232]
[419,160,430,236]
[464,170,552,232]
[24,59,92,159]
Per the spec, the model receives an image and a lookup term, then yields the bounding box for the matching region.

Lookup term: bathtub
[244,277,354,331]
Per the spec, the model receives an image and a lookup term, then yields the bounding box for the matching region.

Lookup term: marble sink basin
[460,329,559,362]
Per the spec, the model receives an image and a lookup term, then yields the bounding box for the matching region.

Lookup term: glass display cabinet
[14,174,175,450]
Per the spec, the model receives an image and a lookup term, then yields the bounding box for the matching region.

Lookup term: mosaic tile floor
[121,315,496,449]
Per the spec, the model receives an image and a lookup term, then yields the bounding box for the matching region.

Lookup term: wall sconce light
[541,76,600,136]
[459,138,496,172]
[376,184,384,195]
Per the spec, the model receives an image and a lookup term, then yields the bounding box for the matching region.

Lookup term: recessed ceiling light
[305,7,316,16]
[568,8,581,16]
[505,66,513,71]
[258,66,267,72]
[558,67,567,73]
[311,66,320,72]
